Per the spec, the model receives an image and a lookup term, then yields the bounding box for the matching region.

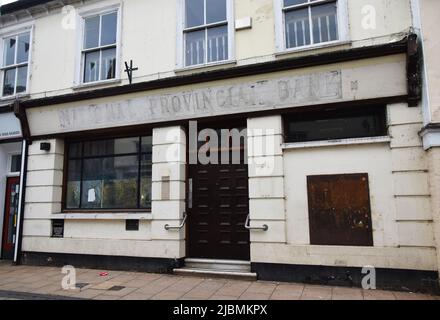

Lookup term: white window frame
[274,0,349,54]
[74,2,122,87]
[0,22,34,100]
[176,0,235,70]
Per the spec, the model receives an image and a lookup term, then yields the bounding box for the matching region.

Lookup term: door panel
[2,176,20,260]
[188,126,250,260]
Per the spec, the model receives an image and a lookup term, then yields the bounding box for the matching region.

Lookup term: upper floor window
[81,10,118,83]
[182,0,231,67]
[277,0,347,51]
[1,32,30,97]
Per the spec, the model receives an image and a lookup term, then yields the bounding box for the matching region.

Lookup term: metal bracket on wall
[164,213,187,231]
[245,214,268,231]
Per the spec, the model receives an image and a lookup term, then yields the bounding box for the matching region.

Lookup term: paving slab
[0,263,437,300]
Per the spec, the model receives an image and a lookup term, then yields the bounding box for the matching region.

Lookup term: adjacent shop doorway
[2,176,20,260]
[187,122,250,261]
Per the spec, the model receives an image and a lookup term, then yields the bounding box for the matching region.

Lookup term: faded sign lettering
[57,71,342,131]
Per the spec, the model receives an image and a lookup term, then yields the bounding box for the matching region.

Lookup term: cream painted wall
[30,12,77,95]
[248,103,436,271]
[0,0,414,99]
[283,143,396,247]
[21,127,187,260]
[26,54,407,137]
[347,0,412,43]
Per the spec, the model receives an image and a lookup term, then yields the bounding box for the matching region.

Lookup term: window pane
[285,8,311,48]
[16,33,30,64]
[207,25,228,63]
[206,0,226,24]
[100,48,116,80]
[285,107,387,143]
[141,136,152,154]
[114,137,139,154]
[185,29,205,66]
[84,50,100,83]
[84,137,139,157]
[16,66,27,94]
[312,3,338,44]
[101,12,117,46]
[84,15,100,49]
[284,0,307,6]
[68,142,82,158]
[66,160,81,209]
[2,68,15,96]
[10,154,22,173]
[186,0,204,28]
[140,157,152,209]
[3,37,16,66]
[81,156,139,209]
[84,139,112,157]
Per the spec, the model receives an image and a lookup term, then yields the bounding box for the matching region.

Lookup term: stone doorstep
[173,268,257,281]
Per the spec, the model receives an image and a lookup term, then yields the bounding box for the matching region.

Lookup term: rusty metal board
[307,173,373,246]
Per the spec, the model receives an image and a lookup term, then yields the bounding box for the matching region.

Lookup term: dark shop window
[65,136,152,210]
[284,106,387,143]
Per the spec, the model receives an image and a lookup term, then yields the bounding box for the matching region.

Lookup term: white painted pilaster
[247,115,286,245]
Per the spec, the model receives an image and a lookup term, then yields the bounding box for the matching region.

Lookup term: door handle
[244,214,268,231]
[164,213,187,231]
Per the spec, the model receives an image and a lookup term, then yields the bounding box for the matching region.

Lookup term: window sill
[282,136,391,150]
[72,78,121,91]
[6,172,20,178]
[0,93,30,102]
[275,40,352,57]
[175,60,237,74]
[53,212,152,220]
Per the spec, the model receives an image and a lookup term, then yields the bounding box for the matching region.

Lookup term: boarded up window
[307,174,373,246]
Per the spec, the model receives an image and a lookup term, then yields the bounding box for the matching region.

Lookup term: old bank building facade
[1,0,440,292]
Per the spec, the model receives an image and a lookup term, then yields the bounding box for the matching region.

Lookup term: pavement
[0,261,438,300]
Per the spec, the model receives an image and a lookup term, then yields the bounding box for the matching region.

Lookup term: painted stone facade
[0,0,438,292]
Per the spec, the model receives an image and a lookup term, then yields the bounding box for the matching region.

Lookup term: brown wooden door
[2,176,20,260]
[307,173,373,246]
[187,127,250,261]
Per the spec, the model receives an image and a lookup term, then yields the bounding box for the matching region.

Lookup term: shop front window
[65,136,152,210]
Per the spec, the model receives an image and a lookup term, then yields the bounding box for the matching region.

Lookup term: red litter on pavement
[99,272,109,276]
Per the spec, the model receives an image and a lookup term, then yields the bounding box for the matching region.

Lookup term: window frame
[62,135,153,213]
[0,23,33,99]
[6,153,22,177]
[75,3,122,87]
[176,0,235,69]
[274,0,349,54]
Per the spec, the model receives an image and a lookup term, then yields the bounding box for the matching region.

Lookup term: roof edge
[1,0,54,15]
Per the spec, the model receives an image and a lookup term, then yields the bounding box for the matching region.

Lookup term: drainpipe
[12,100,31,265]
